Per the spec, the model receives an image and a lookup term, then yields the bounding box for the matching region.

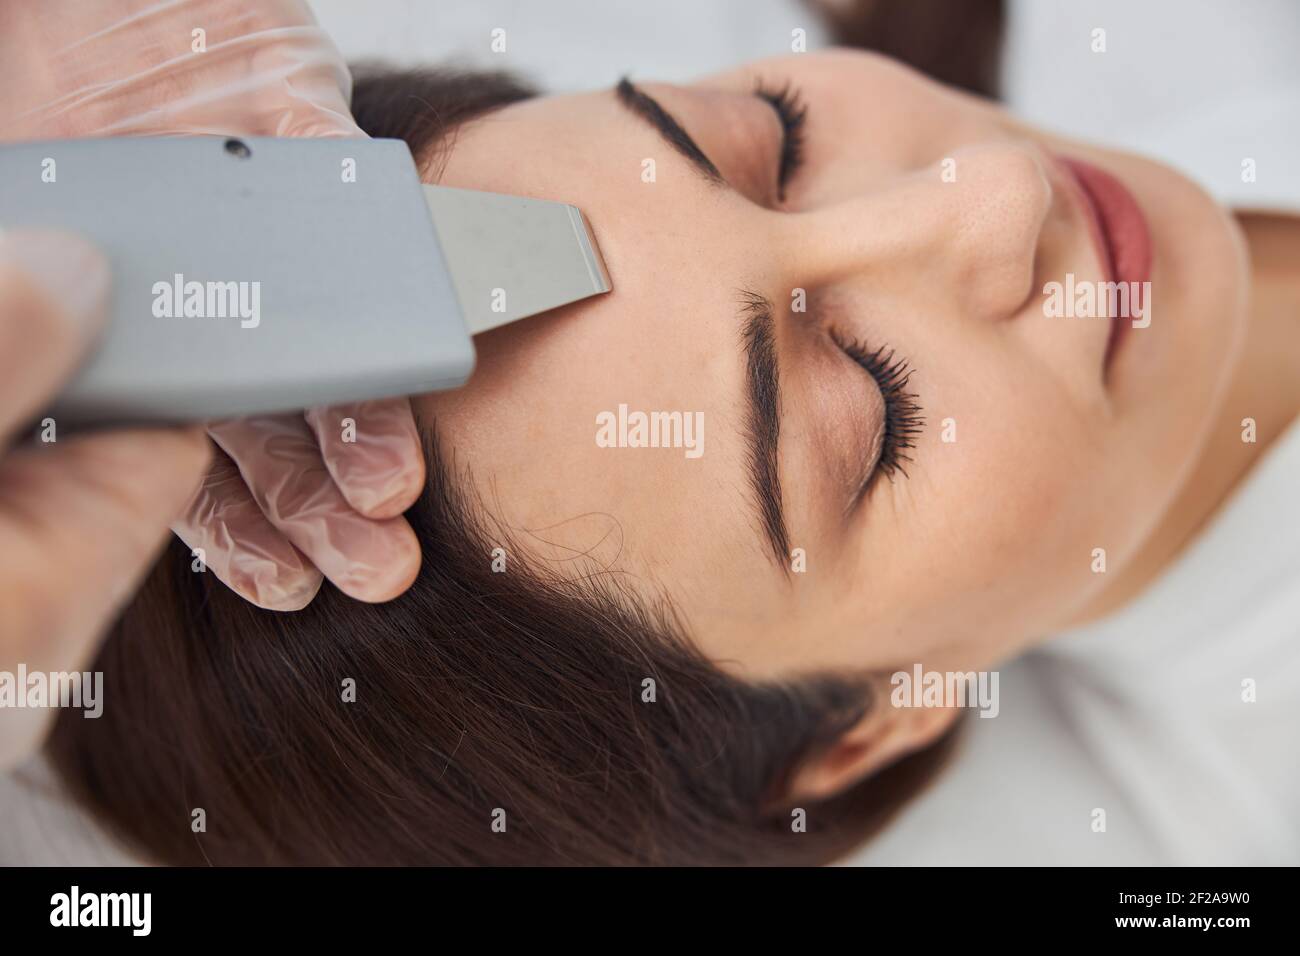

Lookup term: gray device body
[0,137,610,426]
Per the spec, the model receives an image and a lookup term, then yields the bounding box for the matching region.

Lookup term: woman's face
[417,50,1247,682]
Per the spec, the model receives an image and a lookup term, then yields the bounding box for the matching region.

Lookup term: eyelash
[754,81,807,198]
[834,334,925,487]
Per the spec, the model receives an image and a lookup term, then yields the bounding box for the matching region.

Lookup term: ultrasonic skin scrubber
[0,136,612,426]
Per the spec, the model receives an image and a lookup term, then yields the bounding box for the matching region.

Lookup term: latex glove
[1,0,425,609]
[0,230,211,769]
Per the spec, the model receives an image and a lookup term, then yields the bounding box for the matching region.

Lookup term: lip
[1056,157,1153,373]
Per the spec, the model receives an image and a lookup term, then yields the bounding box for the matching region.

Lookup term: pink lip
[1057,157,1153,372]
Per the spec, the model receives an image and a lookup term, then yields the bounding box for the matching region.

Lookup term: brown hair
[48,66,959,866]
[814,0,1005,98]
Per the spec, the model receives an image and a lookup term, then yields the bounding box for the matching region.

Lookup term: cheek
[868,362,1124,637]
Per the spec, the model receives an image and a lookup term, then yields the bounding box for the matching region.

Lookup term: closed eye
[615,77,808,203]
[833,331,925,507]
[753,80,808,200]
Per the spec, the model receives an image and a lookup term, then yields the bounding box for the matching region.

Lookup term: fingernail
[355,474,420,517]
[4,229,110,331]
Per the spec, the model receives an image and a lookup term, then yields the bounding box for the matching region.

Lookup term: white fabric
[0,758,137,865]
[1003,0,1300,212]
[308,0,828,91]
[848,414,1300,865]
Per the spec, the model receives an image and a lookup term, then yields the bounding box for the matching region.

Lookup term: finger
[0,230,108,444]
[170,441,323,611]
[304,398,425,519]
[0,426,210,672]
[206,415,421,602]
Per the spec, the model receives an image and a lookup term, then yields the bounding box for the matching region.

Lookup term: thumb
[0,228,108,446]
[0,228,212,678]
[0,229,212,767]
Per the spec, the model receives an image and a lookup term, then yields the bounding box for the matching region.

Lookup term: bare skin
[1084,214,1300,619]
[413,50,1296,795]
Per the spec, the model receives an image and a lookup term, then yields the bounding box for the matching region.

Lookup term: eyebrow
[615,77,723,185]
[739,292,792,573]
[615,79,792,573]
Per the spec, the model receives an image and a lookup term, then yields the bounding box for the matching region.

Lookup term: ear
[783,699,960,803]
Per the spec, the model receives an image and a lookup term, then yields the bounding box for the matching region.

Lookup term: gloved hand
[0,230,210,769]
[1,0,425,609]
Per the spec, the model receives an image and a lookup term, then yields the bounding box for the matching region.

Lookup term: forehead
[415,83,779,618]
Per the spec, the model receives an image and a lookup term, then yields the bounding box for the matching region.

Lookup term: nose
[784,143,1053,322]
